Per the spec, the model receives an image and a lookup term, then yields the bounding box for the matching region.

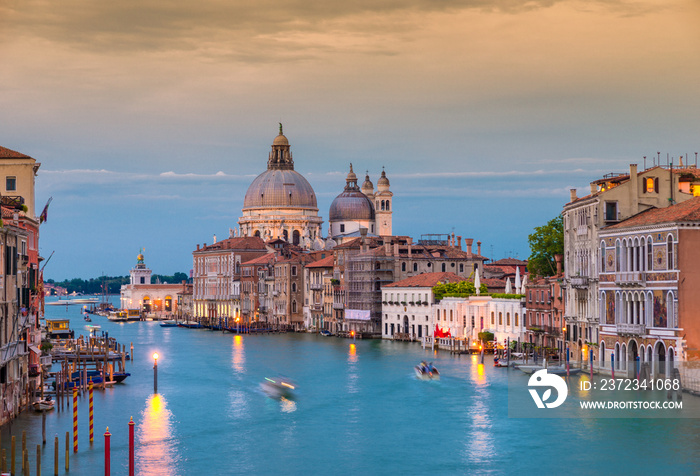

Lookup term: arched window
[647,237,653,271]
[441,263,446,272]
[506,312,510,326]
[498,312,502,325]
[515,313,519,327]
[291,282,297,292]
[600,241,606,272]
[381,200,385,211]
[667,235,674,270]
[491,312,494,325]
[413,263,418,272]
[615,240,621,272]
[292,300,297,313]
[386,201,390,211]
[402,262,406,272]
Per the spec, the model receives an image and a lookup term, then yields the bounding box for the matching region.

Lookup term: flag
[39,197,52,224]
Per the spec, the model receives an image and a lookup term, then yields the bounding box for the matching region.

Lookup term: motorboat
[261,377,297,399]
[178,321,204,329]
[414,361,440,380]
[160,320,178,327]
[320,330,331,336]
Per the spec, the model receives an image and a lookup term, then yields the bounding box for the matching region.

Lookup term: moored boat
[33,398,55,411]
[160,320,178,327]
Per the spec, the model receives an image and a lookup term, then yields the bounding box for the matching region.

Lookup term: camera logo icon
[528,369,568,409]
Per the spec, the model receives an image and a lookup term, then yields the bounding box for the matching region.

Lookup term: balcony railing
[332,302,344,310]
[615,272,645,286]
[1,196,24,210]
[310,283,322,291]
[617,323,646,336]
[230,292,240,300]
[570,276,589,287]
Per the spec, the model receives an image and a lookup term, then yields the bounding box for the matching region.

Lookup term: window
[413,263,418,272]
[600,242,606,272]
[506,313,510,326]
[498,312,502,325]
[491,312,494,325]
[441,263,446,272]
[644,177,659,193]
[605,201,618,222]
[459,264,463,273]
[292,300,297,313]
[340,224,345,233]
[292,283,297,292]
[515,313,519,327]
[291,266,297,276]
[667,235,674,270]
[5,176,16,192]
[402,262,406,272]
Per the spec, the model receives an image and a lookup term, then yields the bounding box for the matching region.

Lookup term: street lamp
[153,353,159,394]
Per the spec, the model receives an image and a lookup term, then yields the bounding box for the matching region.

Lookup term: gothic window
[667,235,674,270]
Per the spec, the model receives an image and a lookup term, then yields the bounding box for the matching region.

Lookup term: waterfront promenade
[2,301,700,474]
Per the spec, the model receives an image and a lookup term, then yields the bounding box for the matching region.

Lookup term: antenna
[643,156,646,170]
[657,151,661,167]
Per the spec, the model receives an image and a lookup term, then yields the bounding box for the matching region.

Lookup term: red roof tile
[198,236,267,252]
[606,196,700,229]
[0,146,31,159]
[241,252,277,266]
[305,255,334,268]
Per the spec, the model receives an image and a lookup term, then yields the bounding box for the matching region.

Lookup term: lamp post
[153,353,158,394]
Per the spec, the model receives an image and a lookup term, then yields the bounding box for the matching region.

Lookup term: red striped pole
[128,417,135,476]
[72,388,78,453]
[89,379,94,443]
[104,427,111,476]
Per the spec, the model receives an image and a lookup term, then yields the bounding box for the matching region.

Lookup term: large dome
[329,190,375,221]
[243,169,317,209]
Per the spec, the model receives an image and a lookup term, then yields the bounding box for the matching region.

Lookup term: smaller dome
[137,253,144,261]
[329,191,376,221]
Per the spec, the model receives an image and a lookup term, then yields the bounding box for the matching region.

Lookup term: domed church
[329,164,393,243]
[238,125,323,248]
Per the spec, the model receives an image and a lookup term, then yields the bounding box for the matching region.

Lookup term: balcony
[230,292,240,300]
[615,272,645,286]
[311,303,323,311]
[570,276,589,288]
[310,283,322,291]
[576,225,589,236]
[617,323,646,336]
[259,305,267,312]
[333,302,344,310]
[1,196,24,210]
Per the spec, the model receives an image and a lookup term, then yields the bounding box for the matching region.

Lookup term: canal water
[3,297,700,475]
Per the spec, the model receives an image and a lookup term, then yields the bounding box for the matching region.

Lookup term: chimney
[360,227,368,252]
[590,183,597,195]
[393,242,399,257]
[570,189,577,202]
[630,163,638,211]
[196,244,200,251]
[408,243,412,258]
[457,236,462,250]
[477,241,482,256]
[555,254,563,276]
[384,240,391,256]
[451,233,455,247]
[465,238,473,257]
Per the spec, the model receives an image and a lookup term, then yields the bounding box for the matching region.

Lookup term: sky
[1,0,698,280]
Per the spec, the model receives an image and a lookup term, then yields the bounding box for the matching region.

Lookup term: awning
[29,345,41,355]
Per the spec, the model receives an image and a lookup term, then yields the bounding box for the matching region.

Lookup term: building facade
[597,196,700,378]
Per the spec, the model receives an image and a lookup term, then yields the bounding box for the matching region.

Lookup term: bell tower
[375,167,392,236]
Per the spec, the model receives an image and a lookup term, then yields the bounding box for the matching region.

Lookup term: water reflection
[280,397,297,413]
[136,394,178,476]
[347,344,358,395]
[232,335,245,373]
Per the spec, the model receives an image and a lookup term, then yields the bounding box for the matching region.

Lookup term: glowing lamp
[153,353,159,361]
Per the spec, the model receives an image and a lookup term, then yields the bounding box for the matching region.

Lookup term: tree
[527,215,563,277]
